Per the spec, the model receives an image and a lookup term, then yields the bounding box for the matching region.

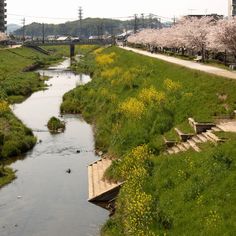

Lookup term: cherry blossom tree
[209,17,236,61]
[128,16,236,63]
[0,32,7,42]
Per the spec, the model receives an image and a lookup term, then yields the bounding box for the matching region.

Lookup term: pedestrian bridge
[24,38,113,47]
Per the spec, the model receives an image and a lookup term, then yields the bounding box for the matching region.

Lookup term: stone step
[187,140,201,152]
[197,134,208,142]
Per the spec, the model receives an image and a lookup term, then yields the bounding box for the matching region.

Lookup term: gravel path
[121,46,236,80]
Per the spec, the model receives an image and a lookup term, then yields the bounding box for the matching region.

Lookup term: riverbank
[61,46,236,235]
[0,45,81,188]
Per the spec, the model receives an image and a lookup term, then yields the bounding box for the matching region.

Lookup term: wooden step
[187,140,201,152]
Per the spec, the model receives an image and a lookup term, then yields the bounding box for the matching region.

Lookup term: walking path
[0,45,22,51]
[121,46,236,80]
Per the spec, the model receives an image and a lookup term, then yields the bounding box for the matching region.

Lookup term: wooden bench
[194,55,202,62]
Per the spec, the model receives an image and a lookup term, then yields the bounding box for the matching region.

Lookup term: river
[0,59,107,236]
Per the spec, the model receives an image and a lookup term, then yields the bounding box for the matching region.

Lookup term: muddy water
[0,59,107,236]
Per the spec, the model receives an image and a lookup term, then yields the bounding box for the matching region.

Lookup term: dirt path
[121,46,236,80]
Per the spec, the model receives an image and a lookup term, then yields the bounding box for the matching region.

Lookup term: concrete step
[191,136,202,143]
[211,127,222,132]
[88,165,94,199]
[176,143,186,152]
[206,131,221,142]
[201,132,215,142]
[92,163,100,197]
[187,140,201,152]
[197,134,208,142]
[97,160,107,193]
[182,142,191,150]
[215,125,224,131]
[172,146,181,154]
[167,149,174,155]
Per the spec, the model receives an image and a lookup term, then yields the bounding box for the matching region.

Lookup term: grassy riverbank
[62,46,236,235]
[0,45,75,187]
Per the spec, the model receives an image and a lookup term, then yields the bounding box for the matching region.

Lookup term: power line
[7,13,77,21]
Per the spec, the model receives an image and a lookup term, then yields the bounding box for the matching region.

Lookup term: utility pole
[141,13,145,29]
[42,23,45,44]
[78,6,83,38]
[22,18,25,42]
[134,14,138,33]
[149,13,153,28]
[173,16,176,26]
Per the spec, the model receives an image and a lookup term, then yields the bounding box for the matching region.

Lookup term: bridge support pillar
[70,44,75,58]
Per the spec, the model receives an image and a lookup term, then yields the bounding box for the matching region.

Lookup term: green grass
[61,46,236,235]
[0,167,16,188]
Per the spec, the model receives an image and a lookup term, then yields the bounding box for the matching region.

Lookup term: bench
[194,55,202,62]
[229,64,236,70]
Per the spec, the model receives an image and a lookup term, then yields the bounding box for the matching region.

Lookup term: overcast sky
[7,0,228,25]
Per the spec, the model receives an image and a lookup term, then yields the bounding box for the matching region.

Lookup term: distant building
[185,14,224,21]
[57,36,71,41]
[228,0,236,17]
[0,0,7,32]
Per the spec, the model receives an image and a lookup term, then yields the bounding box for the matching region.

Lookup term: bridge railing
[23,38,114,47]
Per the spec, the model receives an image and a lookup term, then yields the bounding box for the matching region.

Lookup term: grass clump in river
[61,46,236,235]
[0,167,16,188]
[47,116,65,133]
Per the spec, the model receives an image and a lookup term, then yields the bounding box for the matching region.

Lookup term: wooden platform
[88,157,123,210]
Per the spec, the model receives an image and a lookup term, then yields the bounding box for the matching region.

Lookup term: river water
[0,59,107,236]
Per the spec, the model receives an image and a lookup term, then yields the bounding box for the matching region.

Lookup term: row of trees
[128,17,236,62]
